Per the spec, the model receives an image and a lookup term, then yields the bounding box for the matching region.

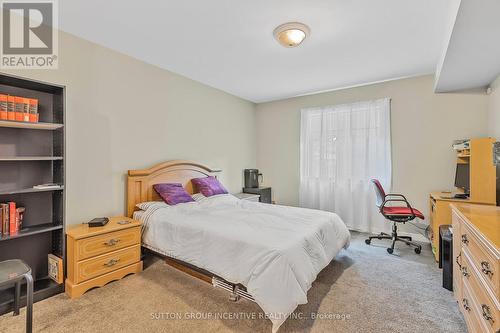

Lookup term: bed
[127,160,350,332]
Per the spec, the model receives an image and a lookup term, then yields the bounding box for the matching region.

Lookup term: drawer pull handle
[104,239,120,246]
[481,304,494,324]
[481,261,493,277]
[461,266,469,278]
[455,253,462,269]
[462,298,470,312]
[103,258,120,267]
[461,234,469,245]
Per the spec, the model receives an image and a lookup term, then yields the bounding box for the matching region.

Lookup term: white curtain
[300,98,392,233]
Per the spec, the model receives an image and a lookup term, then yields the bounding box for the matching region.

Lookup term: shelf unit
[456,138,496,204]
[0,73,65,315]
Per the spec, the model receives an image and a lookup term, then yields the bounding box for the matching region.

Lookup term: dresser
[65,217,143,299]
[452,204,499,333]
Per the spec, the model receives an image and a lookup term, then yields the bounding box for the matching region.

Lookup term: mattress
[138,194,350,332]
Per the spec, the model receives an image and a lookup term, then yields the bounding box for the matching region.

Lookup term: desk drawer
[75,245,141,283]
[460,222,499,298]
[75,227,141,260]
[462,250,499,333]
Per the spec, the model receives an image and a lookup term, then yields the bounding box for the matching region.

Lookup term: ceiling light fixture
[273,22,310,48]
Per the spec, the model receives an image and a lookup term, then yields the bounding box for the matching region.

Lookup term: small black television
[454,164,470,194]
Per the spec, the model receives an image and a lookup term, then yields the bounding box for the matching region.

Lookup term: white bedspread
[139,194,350,332]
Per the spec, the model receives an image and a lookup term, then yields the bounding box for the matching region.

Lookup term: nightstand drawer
[75,244,141,283]
[75,226,141,260]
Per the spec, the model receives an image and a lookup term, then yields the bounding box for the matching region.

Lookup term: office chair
[365,179,423,254]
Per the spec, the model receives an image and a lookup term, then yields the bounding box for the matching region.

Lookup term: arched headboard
[127,160,221,217]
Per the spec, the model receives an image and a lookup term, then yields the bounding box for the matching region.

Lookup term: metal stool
[0,259,33,333]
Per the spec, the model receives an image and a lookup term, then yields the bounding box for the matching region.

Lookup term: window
[300,98,391,232]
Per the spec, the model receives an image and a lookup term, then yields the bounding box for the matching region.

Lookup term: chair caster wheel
[365,239,371,245]
[414,247,421,254]
[387,248,394,254]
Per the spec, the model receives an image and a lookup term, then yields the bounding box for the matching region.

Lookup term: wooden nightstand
[65,217,143,299]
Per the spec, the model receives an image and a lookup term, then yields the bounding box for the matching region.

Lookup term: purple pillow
[153,183,194,205]
[191,176,228,197]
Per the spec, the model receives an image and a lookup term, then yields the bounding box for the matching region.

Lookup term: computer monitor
[454,164,470,194]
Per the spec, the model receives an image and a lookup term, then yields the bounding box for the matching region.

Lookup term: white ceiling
[435,0,500,92]
[59,0,452,103]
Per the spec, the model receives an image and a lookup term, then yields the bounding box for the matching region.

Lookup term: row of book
[1,202,25,236]
[0,94,39,123]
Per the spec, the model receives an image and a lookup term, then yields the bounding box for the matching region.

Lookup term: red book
[9,202,16,233]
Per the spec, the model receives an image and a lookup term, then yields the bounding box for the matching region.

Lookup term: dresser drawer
[461,277,487,333]
[461,276,489,333]
[75,245,141,283]
[462,249,500,333]
[75,226,141,260]
[461,222,499,298]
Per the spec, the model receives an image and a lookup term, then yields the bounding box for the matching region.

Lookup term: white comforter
[139,194,350,332]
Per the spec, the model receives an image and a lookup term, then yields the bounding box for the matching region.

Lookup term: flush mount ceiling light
[273,22,310,48]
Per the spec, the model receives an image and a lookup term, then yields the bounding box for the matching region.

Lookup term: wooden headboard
[127,160,221,217]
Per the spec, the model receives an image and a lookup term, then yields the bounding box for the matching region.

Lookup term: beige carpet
[0,232,465,333]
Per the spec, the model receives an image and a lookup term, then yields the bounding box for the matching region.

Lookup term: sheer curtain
[300,98,392,233]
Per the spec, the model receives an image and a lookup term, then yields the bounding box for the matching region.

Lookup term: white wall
[488,75,500,138]
[3,30,494,230]
[256,75,489,225]
[3,31,256,224]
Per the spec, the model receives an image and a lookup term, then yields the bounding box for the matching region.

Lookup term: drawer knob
[103,258,120,267]
[481,261,493,277]
[462,298,470,312]
[104,238,120,246]
[461,234,469,245]
[481,304,494,324]
[461,266,469,278]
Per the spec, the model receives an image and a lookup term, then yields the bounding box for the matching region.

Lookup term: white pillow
[191,193,206,202]
[135,201,168,211]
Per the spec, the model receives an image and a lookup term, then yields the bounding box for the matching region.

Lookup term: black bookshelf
[0,73,65,315]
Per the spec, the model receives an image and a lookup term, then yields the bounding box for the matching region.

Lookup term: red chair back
[371,179,386,208]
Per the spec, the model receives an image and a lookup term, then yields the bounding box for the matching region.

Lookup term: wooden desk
[451,204,499,333]
[429,192,493,261]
